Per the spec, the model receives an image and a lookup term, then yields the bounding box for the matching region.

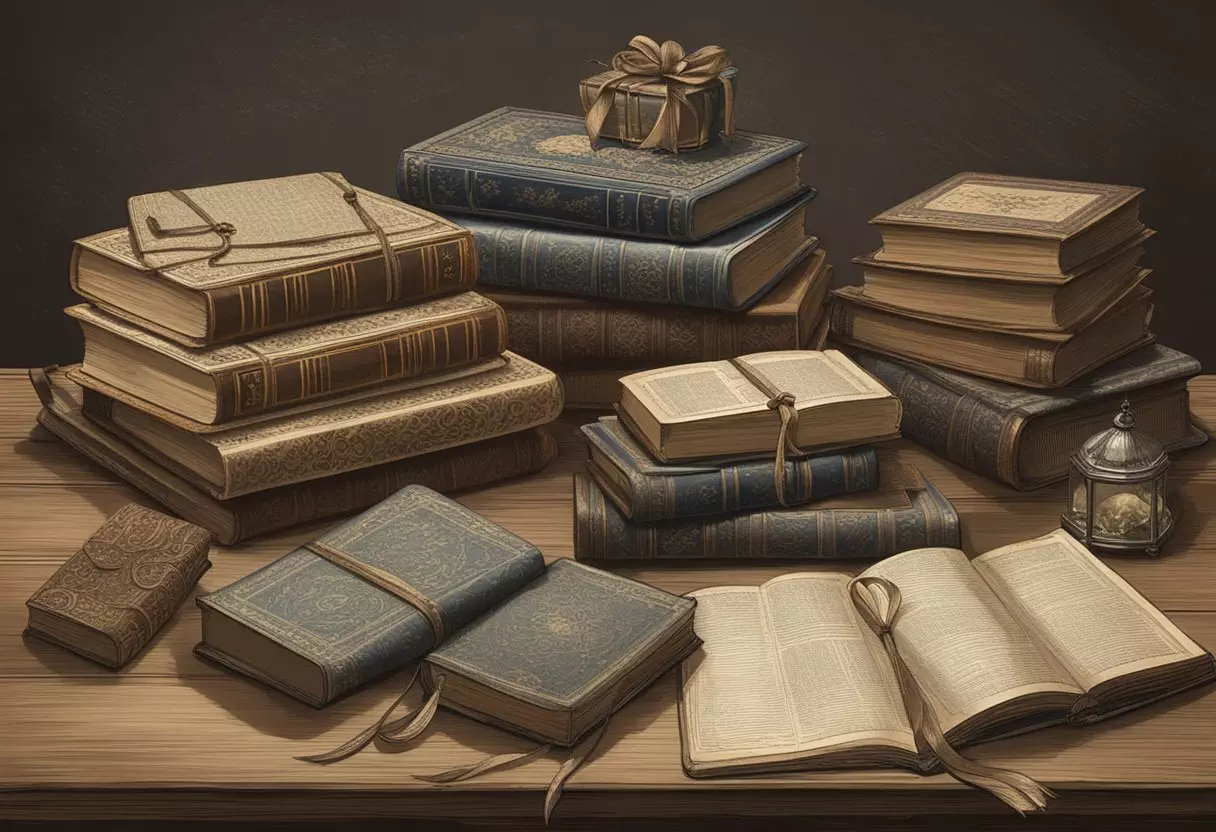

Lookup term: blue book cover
[397,107,809,242]
[459,192,818,311]
[194,485,546,707]
[583,416,879,522]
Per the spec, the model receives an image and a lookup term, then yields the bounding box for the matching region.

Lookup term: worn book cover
[397,107,808,241]
[196,485,546,707]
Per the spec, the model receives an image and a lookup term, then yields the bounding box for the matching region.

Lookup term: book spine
[573,472,960,561]
[213,304,507,422]
[397,150,694,241]
[201,235,477,343]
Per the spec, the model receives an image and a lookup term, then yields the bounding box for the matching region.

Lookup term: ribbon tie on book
[847,576,1055,814]
[583,35,734,154]
[728,359,804,507]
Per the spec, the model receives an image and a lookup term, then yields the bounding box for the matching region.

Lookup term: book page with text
[973,530,1207,692]
[623,363,767,423]
[736,351,890,409]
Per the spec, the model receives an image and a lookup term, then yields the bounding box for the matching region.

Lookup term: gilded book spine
[214,304,506,421]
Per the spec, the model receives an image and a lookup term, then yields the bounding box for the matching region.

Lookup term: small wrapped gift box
[581,36,736,154]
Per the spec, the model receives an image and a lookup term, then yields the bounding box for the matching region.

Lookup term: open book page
[859,548,1083,735]
[621,362,767,423]
[973,530,1208,692]
[735,351,891,410]
[682,575,915,768]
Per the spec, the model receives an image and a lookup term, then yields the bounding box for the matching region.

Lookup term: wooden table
[3,369,1215,830]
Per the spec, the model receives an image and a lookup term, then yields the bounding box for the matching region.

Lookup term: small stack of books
[39,172,564,543]
[396,107,833,409]
[830,173,1207,488]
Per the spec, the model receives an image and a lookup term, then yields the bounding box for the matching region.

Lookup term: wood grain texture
[0,375,1213,821]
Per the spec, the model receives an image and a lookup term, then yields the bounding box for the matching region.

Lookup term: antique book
[870,172,1145,276]
[462,192,817,311]
[397,107,809,242]
[849,346,1208,490]
[67,293,506,424]
[79,352,564,499]
[573,464,960,561]
[25,503,212,669]
[854,230,1151,331]
[32,367,559,545]
[483,248,832,366]
[195,485,546,707]
[830,284,1155,388]
[617,350,902,461]
[72,173,476,347]
[679,530,1215,779]
[582,415,880,521]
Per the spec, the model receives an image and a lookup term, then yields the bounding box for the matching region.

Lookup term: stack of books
[829,172,1207,489]
[396,107,834,409]
[39,172,564,544]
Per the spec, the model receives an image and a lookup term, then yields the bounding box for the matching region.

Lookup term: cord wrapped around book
[728,356,804,506]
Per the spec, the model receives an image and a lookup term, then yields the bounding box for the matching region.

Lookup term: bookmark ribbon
[729,358,805,507]
[848,576,1055,814]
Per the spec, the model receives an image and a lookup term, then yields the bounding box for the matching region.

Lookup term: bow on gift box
[584,35,735,154]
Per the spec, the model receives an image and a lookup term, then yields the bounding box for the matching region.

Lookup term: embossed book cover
[397,107,809,241]
[195,485,546,707]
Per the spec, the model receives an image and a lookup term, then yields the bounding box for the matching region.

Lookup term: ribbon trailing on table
[584,35,734,154]
[847,576,1055,814]
[728,358,804,507]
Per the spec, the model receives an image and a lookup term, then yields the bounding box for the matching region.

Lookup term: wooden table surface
[2,369,1215,828]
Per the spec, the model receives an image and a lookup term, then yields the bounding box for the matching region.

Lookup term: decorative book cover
[25,503,212,669]
[196,485,546,707]
[67,293,507,423]
[461,193,817,312]
[573,467,960,562]
[397,107,808,242]
[582,416,879,521]
[32,366,559,545]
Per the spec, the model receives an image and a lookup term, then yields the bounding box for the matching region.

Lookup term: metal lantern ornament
[1061,398,1175,556]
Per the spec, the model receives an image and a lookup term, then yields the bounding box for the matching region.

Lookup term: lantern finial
[1114,398,1136,429]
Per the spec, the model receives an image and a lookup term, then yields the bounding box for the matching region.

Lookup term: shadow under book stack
[38,172,564,544]
[829,172,1208,490]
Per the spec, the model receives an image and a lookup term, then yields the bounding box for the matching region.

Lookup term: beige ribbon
[584,35,734,154]
[729,359,803,507]
[848,576,1054,814]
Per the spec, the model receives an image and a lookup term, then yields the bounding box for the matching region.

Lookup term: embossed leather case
[25,503,213,669]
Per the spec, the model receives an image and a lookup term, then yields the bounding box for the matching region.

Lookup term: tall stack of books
[829,172,1207,489]
[39,172,564,543]
[396,107,833,409]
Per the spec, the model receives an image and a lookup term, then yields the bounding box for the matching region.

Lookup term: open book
[679,529,1214,778]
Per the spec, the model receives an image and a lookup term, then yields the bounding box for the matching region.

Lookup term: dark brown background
[4,0,1214,369]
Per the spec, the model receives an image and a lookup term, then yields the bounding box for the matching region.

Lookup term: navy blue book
[397,107,809,242]
[460,192,817,311]
[583,416,879,521]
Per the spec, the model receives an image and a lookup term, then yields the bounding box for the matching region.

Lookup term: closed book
[31,367,559,545]
[463,193,817,312]
[830,283,1155,388]
[849,346,1209,490]
[397,107,808,242]
[77,352,564,499]
[573,466,961,562]
[72,173,476,347]
[195,485,546,707]
[583,415,879,522]
[67,293,507,425]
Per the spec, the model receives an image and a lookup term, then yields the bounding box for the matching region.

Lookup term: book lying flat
[850,345,1208,490]
[830,284,1155,388]
[80,353,563,499]
[462,192,817,312]
[679,530,1215,777]
[618,350,902,462]
[73,173,476,346]
[67,293,506,425]
[870,172,1145,276]
[398,107,808,242]
[32,368,558,545]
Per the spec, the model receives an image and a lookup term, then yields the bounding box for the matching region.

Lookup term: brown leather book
[71,173,477,347]
[67,292,506,425]
[830,284,1156,388]
[483,250,832,369]
[25,503,213,669]
[31,368,559,545]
